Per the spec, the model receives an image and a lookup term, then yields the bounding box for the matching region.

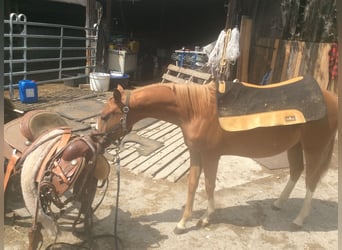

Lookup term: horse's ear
[117,84,124,93]
[113,89,122,103]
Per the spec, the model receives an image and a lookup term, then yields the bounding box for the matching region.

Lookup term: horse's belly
[221,125,301,158]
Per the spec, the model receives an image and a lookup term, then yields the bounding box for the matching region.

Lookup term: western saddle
[4,109,110,249]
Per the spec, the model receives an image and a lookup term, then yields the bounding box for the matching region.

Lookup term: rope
[113,147,121,250]
[219,29,232,80]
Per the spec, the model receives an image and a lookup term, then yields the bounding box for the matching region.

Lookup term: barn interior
[4,0,337,87]
[4,0,282,81]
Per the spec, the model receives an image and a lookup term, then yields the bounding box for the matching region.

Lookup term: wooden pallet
[161,64,212,85]
[109,120,190,182]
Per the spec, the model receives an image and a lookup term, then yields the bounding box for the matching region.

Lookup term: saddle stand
[4,110,110,249]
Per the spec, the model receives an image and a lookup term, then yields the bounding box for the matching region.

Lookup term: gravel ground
[4,83,338,249]
[4,141,338,250]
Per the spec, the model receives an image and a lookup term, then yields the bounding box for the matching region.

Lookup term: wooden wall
[245,38,334,93]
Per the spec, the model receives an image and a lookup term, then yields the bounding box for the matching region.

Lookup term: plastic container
[18,80,38,103]
[89,72,110,91]
[110,73,130,89]
[110,71,124,77]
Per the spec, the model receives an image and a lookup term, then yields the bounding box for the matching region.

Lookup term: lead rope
[113,143,121,250]
[113,92,129,249]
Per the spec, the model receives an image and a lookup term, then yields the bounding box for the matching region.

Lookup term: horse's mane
[130,81,216,117]
[165,81,216,117]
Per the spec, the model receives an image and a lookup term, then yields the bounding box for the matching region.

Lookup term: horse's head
[96,85,131,146]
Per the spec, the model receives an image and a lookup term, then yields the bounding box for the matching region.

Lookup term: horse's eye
[101,114,109,121]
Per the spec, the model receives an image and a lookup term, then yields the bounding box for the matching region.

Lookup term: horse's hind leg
[292,137,334,227]
[273,143,304,209]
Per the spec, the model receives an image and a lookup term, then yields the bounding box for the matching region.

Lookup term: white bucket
[89,72,110,91]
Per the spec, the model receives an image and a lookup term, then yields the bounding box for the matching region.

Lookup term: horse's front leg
[197,154,219,228]
[174,152,202,234]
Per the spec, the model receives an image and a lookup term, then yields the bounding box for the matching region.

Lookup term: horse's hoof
[271,203,281,211]
[196,219,203,227]
[173,226,186,235]
[196,218,209,228]
[291,221,302,231]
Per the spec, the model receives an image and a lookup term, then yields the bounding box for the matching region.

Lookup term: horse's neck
[129,85,181,125]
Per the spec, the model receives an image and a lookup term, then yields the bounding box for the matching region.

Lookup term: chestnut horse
[97,80,337,234]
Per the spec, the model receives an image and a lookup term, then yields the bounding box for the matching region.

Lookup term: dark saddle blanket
[217,75,326,131]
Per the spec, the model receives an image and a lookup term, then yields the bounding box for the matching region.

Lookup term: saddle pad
[217,75,326,131]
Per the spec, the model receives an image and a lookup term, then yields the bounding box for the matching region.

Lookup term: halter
[120,92,131,136]
[93,92,131,149]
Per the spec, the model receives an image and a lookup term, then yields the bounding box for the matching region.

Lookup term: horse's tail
[21,130,63,236]
[306,131,337,193]
[312,89,338,176]
[320,89,338,170]
[321,133,337,170]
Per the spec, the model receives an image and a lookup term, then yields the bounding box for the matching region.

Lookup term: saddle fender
[50,156,86,196]
[61,137,109,181]
[61,139,93,161]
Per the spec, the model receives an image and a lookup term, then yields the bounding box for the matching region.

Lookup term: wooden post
[313,43,330,89]
[236,16,252,82]
[269,39,279,83]
[281,41,291,80]
[106,0,112,33]
[293,41,304,77]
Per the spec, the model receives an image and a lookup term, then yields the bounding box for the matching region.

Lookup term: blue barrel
[19,80,38,103]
